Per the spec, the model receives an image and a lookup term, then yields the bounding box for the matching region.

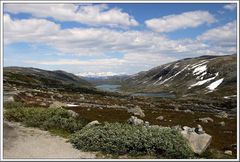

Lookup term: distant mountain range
[3,54,237,99]
[121,54,237,98]
[76,72,126,78]
[3,67,92,89]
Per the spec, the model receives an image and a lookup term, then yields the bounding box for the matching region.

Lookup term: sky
[3,3,237,76]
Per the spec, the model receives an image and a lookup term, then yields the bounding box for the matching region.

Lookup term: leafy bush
[4,101,26,109]
[4,107,84,133]
[69,122,194,158]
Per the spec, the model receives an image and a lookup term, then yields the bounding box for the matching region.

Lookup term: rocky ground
[3,84,237,159]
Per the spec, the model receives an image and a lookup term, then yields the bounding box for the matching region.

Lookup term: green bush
[4,101,26,109]
[4,107,84,133]
[69,122,194,158]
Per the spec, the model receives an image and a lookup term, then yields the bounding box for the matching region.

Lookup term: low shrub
[4,107,84,133]
[4,101,26,109]
[69,122,194,159]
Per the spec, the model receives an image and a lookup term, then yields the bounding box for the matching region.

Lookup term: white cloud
[4,14,60,44]
[4,4,138,28]
[223,4,237,11]
[197,21,236,46]
[145,10,215,33]
[4,14,237,74]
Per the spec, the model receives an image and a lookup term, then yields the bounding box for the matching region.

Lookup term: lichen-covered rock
[127,106,145,117]
[181,125,212,155]
[67,110,79,118]
[198,117,214,123]
[128,116,144,126]
[156,116,164,120]
[49,101,66,108]
[215,111,228,118]
[85,120,100,128]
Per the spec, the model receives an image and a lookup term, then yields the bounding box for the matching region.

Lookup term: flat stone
[181,128,212,155]
[85,120,100,128]
[224,150,232,156]
[128,116,144,126]
[156,116,164,120]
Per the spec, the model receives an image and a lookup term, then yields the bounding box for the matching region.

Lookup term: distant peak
[76,72,126,78]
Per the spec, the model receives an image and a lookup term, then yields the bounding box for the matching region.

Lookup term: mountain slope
[3,67,92,89]
[122,54,237,98]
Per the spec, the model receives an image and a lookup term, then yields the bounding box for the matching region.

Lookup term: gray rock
[3,96,14,102]
[67,110,79,118]
[57,94,63,98]
[127,106,145,117]
[181,126,212,155]
[215,111,228,118]
[183,126,195,132]
[156,116,164,120]
[144,121,150,127]
[198,117,214,123]
[195,125,205,134]
[25,93,33,97]
[49,101,66,108]
[128,116,144,126]
[224,150,232,156]
[39,102,47,106]
[184,109,194,114]
[171,125,182,131]
[150,125,161,129]
[219,121,225,127]
[85,120,100,128]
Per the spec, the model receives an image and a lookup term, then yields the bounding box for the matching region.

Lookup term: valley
[2,54,237,159]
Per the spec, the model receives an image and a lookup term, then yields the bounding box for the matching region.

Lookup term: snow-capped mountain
[122,54,237,98]
[76,72,125,78]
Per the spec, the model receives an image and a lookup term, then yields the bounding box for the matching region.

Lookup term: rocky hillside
[122,54,237,98]
[3,67,92,89]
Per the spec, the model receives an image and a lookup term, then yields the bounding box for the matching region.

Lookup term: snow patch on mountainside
[193,65,207,76]
[207,78,224,91]
[189,72,219,89]
[157,65,190,85]
[191,60,208,69]
[153,76,162,85]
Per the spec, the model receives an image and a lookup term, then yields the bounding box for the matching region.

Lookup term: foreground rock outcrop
[181,125,212,155]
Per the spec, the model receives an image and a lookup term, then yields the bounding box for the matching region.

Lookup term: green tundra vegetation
[4,102,194,159]
[69,122,194,158]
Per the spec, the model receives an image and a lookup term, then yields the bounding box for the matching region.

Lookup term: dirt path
[3,121,97,159]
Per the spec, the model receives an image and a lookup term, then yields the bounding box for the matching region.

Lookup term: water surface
[96,84,121,92]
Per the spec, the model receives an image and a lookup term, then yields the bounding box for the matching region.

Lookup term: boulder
[195,125,205,134]
[215,111,228,118]
[181,125,212,155]
[128,116,144,126]
[3,96,14,102]
[224,150,232,156]
[198,117,214,123]
[25,92,33,97]
[127,106,145,117]
[49,101,66,108]
[144,121,150,127]
[56,94,63,98]
[85,120,100,128]
[171,125,182,131]
[184,109,194,114]
[39,102,47,106]
[219,121,225,127]
[67,110,79,118]
[156,116,164,120]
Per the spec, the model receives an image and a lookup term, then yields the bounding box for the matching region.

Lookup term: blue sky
[3,3,237,76]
